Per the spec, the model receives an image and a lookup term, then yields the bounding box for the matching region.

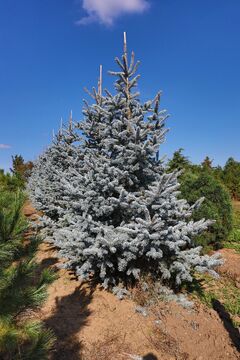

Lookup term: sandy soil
[24,203,240,360]
[217,249,240,287]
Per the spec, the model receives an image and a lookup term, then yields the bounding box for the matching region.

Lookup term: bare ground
[24,203,240,360]
[217,249,240,287]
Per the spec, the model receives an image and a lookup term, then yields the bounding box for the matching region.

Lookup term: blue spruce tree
[29,34,221,291]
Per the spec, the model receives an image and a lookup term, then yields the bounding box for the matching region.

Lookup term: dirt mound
[32,242,239,360]
[23,204,240,359]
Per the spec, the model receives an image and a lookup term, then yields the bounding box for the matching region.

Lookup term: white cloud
[77,0,150,26]
[0,144,11,149]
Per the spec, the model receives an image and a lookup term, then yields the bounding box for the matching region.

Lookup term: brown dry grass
[81,331,129,360]
[143,325,189,360]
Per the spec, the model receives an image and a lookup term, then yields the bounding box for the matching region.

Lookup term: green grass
[222,241,240,253]
[189,273,240,327]
[195,201,240,327]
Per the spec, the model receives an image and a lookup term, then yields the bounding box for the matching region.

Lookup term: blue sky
[0,0,240,170]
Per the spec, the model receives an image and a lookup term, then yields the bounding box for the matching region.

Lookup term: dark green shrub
[223,157,240,200]
[223,202,240,252]
[180,170,233,250]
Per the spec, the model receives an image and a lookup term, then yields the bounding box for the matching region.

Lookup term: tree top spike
[60,118,63,135]
[123,32,127,55]
[69,110,73,130]
[98,64,103,97]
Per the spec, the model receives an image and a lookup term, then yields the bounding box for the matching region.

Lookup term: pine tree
[167,148,190,172]
[11,155,33,186]
[201,156,213,171]
[0,189,56,359]
[29,34,222,291]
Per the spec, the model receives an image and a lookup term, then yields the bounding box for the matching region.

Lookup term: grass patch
[188,273,240,327]
[222,241,240,253]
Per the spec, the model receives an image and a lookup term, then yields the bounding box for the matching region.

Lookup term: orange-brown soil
[24,204,240,360]
[217,249,240,287]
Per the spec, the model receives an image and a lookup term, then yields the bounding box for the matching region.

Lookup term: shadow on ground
[38,256,59,269]
[212,299,240,352]
[44,284,94,360]
[142,353,158,360]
